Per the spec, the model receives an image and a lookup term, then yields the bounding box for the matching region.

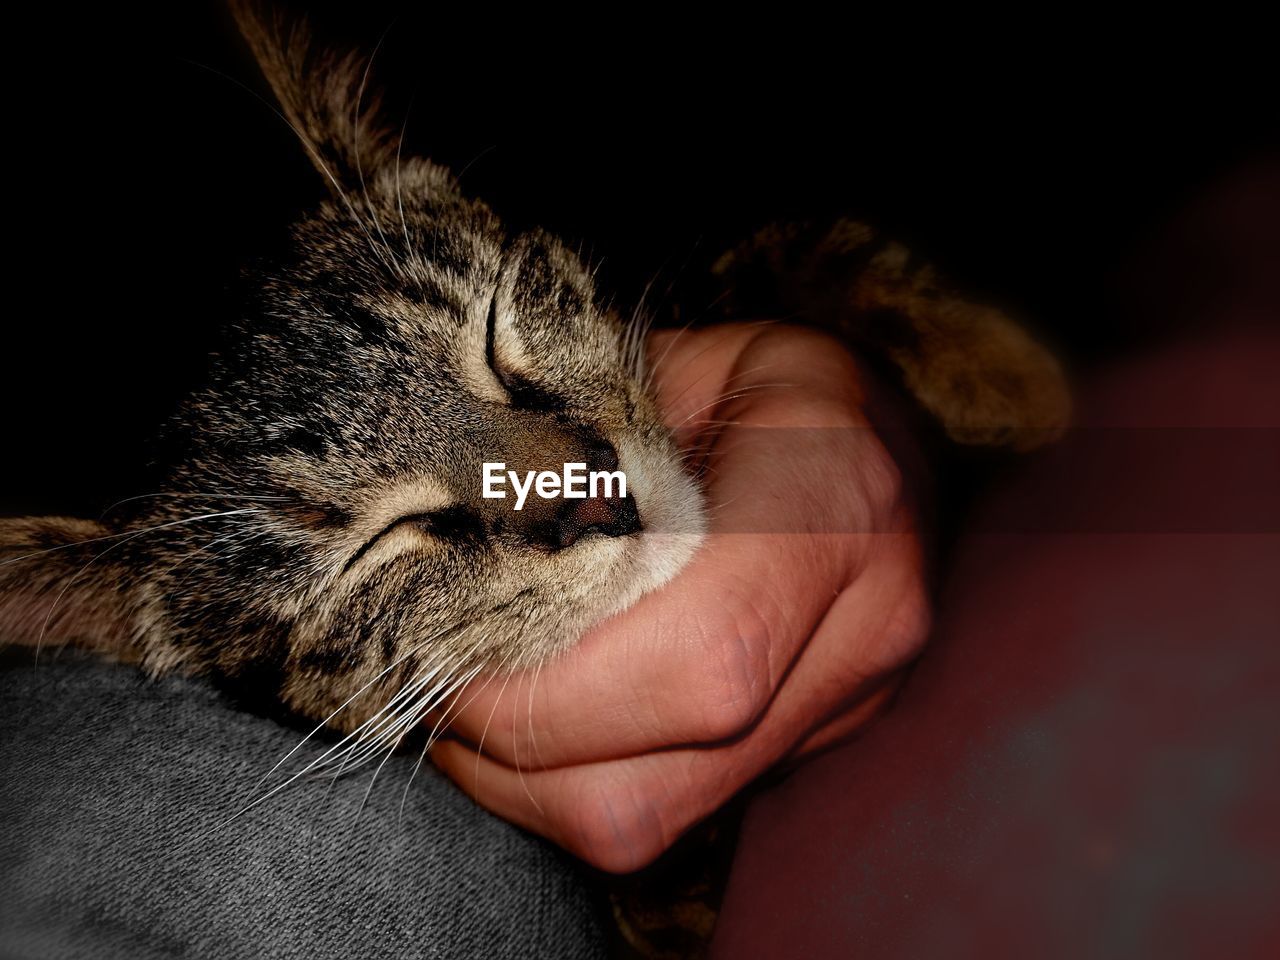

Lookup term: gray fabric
[0,655,606,960]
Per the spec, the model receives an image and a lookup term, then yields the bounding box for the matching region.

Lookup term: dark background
[2,3,1275,518]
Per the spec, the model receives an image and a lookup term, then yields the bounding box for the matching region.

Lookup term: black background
[2,3,1274,517]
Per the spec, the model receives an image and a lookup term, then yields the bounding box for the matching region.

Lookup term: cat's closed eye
[0,0,708,740]
[343,506,485,574]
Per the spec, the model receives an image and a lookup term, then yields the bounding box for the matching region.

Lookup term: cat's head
[0,5,704,727]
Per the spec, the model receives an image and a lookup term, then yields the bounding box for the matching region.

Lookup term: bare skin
[432,324,931,873]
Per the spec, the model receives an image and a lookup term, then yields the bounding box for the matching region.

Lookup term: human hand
[430,323,930,872]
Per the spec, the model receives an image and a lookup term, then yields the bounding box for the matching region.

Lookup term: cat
[0,4,706,744]
[0,3,1068,755]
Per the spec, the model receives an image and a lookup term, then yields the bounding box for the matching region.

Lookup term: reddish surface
[711,325,1280,958]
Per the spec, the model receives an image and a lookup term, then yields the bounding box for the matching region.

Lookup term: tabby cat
[0,4,1066,763]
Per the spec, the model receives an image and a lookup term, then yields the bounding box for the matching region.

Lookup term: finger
[429,739,696,874]
[433,542,928,872]
[447,326,895,767]
[784,668,908,760]
[448,530,852,767]
[648,323,872,438]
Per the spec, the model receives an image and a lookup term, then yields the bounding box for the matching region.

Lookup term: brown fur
[713,219,1070,448]
[0,8,1067,757]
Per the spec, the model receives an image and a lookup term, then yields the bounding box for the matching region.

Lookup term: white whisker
[510,671,543,816]
[399,664,502,825]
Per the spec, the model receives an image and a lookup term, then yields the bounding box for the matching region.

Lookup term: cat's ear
[230,1,399,191]
[0,516,137,654]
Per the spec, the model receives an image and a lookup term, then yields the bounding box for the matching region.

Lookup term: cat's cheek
[610,527,703,624]
[612,437,706,529]
[598,434,708,608]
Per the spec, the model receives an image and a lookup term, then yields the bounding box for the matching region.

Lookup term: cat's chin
[629,528,705,600]
[558,489,708,651]
[608,437,708,602]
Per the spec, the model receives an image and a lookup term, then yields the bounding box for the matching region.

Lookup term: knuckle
[837,432,904,531]
[861,442,905,521]
[861,566,932,675]
[565,775,667,874]
[686,589,775,742]
[887,579,932,661]
[748,323,843,363]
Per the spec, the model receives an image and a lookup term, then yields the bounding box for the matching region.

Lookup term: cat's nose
[552,492,642,550]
